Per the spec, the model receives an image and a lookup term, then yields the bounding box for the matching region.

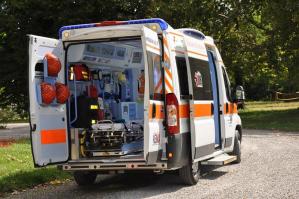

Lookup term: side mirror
[233,85,245,109]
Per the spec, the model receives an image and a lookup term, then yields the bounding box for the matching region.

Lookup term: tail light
[55,83,70,104]
[45,52,61,77]
[40,82,56,104]
[166,93,180,135]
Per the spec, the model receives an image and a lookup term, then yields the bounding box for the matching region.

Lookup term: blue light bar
[59,18,169,39]
[59,23,96,39]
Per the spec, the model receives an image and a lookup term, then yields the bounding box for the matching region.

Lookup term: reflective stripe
[193,104,212,117]
[41,129,66,144]
[171,49,185,54]
[179,104,190,118]
[165,78,174,92]
[168,31,184,37]
[163,37,169,50]
[146,44,160,54]
[154,78,163,93]
[165,67,172,78]
[163,35,174,94]
[224,103,238,114]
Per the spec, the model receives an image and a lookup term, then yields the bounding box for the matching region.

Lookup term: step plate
[201,154,237,166]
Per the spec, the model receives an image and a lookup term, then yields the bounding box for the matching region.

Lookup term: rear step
[200,154,236,166]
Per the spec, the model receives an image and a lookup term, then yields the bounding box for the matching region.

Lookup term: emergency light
[40,82,56,104]
[55,82,70,104]
[59,18,168,38]
[45,52,61,77]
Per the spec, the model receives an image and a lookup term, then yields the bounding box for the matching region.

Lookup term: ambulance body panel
[28,18,243,185]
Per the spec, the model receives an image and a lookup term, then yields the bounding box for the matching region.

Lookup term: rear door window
[176,56,190,98]
[188,57,213,100]
[147,51,163,100]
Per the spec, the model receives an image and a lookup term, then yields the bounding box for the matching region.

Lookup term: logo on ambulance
[194,71,203,88]
[153,132,160,144]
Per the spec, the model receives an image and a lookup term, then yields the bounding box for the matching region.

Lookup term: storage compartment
[67,39,145,160]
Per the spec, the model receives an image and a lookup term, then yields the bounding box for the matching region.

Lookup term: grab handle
[69,73,78,125]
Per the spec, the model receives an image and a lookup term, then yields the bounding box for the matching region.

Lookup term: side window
[222,66,232,101]
[175,56,189,97]
[188,57,213,100]
[147,52,162,100]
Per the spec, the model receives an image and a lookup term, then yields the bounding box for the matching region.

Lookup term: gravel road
[4,130,299,199]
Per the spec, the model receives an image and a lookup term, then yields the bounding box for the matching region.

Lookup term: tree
[0,0,298,112]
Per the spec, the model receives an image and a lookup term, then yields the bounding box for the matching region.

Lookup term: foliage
[0,139,71,194]
[0,106,27,128]
[0,0,298,111]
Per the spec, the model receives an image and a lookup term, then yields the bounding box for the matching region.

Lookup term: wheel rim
[192,162,200,178]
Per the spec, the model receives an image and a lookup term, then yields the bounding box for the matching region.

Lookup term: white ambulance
[28,18,245,185]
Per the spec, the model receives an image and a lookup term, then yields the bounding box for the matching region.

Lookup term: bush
[0,106,27,128]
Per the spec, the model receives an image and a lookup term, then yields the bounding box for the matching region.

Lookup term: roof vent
[177,28,206,40]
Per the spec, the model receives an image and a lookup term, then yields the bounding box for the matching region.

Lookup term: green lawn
[0,139,71,195]
[239,101,299,131]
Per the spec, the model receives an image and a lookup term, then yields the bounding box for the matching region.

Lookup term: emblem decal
[194,71,203,88]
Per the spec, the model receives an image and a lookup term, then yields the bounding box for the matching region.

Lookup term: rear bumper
[61,160,167,171]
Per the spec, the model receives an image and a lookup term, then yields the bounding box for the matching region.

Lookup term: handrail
[69,73,78,125]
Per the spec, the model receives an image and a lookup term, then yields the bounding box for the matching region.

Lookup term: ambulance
[28,18,245,185]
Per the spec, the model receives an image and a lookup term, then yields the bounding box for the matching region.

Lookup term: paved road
[4,130,299,199]
[0,123,29,140]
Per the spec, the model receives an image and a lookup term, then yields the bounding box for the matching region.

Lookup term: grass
[0,139,71,195]
[239,101,299,131]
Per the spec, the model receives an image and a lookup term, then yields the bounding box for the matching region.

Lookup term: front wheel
[179,161,200,185]
[73,171,97,186]
[231,129,241,163]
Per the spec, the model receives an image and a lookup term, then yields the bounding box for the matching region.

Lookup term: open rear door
[184,36,216,161]
[28,35,68,167]
[141,27,165,164]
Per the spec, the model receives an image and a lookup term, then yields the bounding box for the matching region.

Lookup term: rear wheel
[231,129,241,163]
[73,171,97,186]
[179,161,200,185]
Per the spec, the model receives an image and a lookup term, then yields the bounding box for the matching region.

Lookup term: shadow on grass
[0,168,71,193]
[239,108,299,132]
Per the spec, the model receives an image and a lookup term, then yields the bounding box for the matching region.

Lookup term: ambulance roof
[58,18,170,39]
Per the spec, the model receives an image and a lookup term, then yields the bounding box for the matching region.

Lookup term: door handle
[31,124,36,132]
[211,103,214,115]
[152,103,156,118]
[226,102,229,114]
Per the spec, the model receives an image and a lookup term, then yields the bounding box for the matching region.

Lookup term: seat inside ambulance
[67,39,147,159]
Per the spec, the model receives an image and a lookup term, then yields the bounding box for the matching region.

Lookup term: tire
[179,161,200,185]
[73,171,97,186]
[231,129,241,163]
